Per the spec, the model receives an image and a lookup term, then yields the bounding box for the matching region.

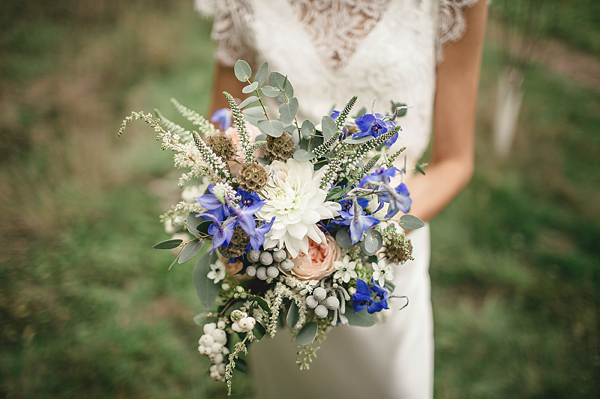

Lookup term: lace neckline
[289,0,392,71]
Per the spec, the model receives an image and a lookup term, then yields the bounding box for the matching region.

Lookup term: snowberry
[238,318,249,329]
[211,342,223,353]
[217,320,226,329]
[211,328,227,344]
[199,334,214,347]
[203,323,216,335]
[213,353,224,364]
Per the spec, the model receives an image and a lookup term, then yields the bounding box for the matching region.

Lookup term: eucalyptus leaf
[153,239,183,250]
[286,302,299,328]
[193,312,216,326]
[269,72,286,89]
[399,214,425,230]
[261,85,280,97]
[335,229,354,249]
[321,116,337,140]
[300,119,316,139]
[258,119,284,137]
[178,239,205,264]
[167,254,180,271]
[295,321,318,346]
[238,96,259,109]
[255,133,266,141]
[185,212,202,238]
[235,358,248,373]
[355,106,367,118]
[345,307,376,327]
[242,81,259,94]
[254,61,269,85]
[242,106,268,119]
[360,230,383,255]
[234,60,252,82]
[293,149,316,161]
[192,253,220,309]
[279,97,299,124]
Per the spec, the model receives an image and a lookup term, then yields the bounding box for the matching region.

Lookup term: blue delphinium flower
[203,215,236,252]
[195,185,230,222]
[353,113,397,146]
[249,217,275,251]
[359,166,399,187]
[330,110,340,119]
[380,182,412,218]
[210,108,232,130]
[334,199,379,244]
[352,278,390,314]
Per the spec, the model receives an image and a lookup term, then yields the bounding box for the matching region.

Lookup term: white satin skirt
[250,224,433,399]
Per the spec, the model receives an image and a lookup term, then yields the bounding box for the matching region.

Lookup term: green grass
[0,1,598,398]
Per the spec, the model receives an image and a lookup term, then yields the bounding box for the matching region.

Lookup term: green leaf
[192,253,220,309]
[234,60,252,82]
[249,295,271,314]
[344,136,374,144]
[185,212,202,238]
[254,61,269,85]
[300,119,315,139]
[178,239,205,264]
[193,312,216,326]
[293,148,316,161]
[253,322,266,341]
[391,101,408,117]
[269,72,286,88]
[238,96,259,109]
[242,81,258,94]
[286,302,299,328]
[242,106,268,119]
[345,307,376,327]
[399,214,425,230]
[153,239,182,250]
[415,163,426,175]
[279,97,299,124]
[258,119,284,137]
[385,281,396,294]
[167,254,180,271]
[261,85,280,97]
[335,228,354,249]
[321,115,337,140]
[355,106,367,118]
[235,358,248,373]
[295,322,318,346]
[360,229,383,256]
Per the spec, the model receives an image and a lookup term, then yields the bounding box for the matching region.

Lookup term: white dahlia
[258,159,340,258]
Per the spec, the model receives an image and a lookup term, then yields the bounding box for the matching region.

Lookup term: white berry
[272,250,286,262]
[238,318,249,329]
[256,267,268,280]
[325,296,340,310]
[246,265,257,277]
[247,249,260,263]
[217,320,226,329]
[213,353,224,364]
[259,251,273,265]
[199,334,214,347]
[203,323,216,335]
[211,328,227,344]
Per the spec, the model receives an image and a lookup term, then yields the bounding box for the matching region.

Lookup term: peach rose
[225,123,264,176]
[289,235,341,280]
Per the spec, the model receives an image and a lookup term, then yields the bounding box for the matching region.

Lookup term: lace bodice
[196,0,480,163]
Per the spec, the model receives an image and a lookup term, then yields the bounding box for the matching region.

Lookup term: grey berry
[272,249,286,262]
[247,249,260,263]
[259,251,273,266]
[313,287,327,301]
[246,266,257,277]
[314,304,328,318]
[305,295,318,309]
[325,296,340,310]
[256,267,268,280]
[266,266,279,278]
[280,259,294,271]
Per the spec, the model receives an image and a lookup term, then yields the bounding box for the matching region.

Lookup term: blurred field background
[0,0,598,398]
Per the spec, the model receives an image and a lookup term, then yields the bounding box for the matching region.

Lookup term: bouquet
[120,60,425,394]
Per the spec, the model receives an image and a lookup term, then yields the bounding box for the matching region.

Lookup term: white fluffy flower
[257,159,340,258]
[333,255,358,283]
[372,258,395,286]
[207,259,227,283]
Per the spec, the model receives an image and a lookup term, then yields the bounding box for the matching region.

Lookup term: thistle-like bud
[237,162,268,192]
[219,226,250,258]
[264,132,295,161]
[204,131,237,161]
[382,227,414,264]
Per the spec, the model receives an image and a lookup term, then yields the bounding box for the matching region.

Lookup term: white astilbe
[263,282,308,336]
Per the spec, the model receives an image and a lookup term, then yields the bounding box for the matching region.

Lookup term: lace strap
[436,0,482,63]
[195,0,254,67]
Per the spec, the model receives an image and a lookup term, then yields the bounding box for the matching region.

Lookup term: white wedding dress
[196,1,480,397]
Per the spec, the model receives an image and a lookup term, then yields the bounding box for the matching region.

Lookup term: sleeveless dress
[196,1,480,397]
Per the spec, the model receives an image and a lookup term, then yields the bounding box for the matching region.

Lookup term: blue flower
[330,110,340,119]
[351,278,390,314]
[359,167,399,187]
[249,217,275,251]
[334,200,379,244]
[353,114,396,146]
[195,185,230,222]
[210,108,232,130]
[206,216,236,252]
[381,182,412,218]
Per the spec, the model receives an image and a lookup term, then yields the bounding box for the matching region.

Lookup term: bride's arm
[405,1,488,223]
